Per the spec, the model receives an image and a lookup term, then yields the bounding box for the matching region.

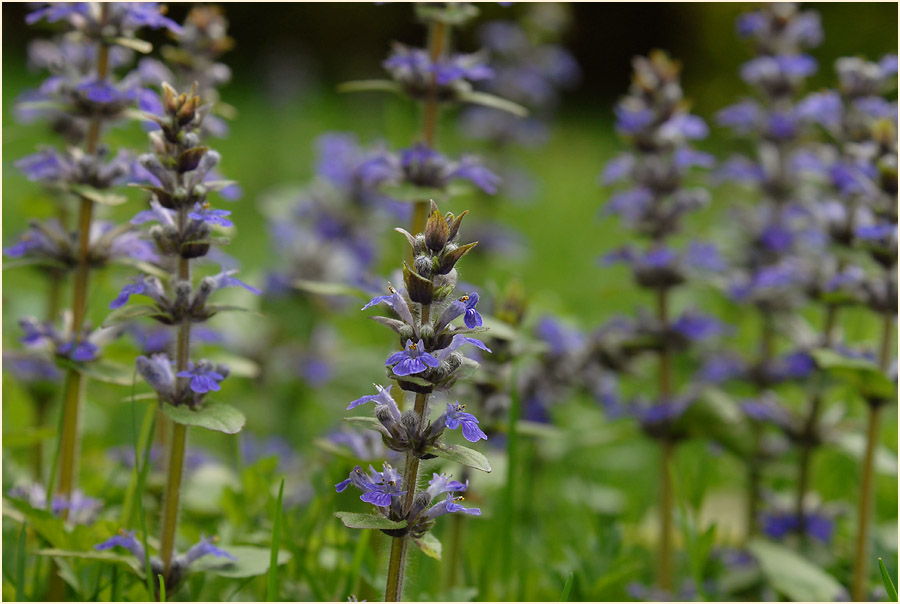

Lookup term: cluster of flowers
[336,203,488,538]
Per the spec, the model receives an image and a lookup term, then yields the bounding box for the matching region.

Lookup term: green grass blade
[879,558,898,601]
[158,574,166,602]
[267,478,285,601]
[16,522,27,602]
[129,368,157,600]
[561,571,575,602]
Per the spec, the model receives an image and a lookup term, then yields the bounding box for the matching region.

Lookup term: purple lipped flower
[96,530,146,560]
[336,463,406,507]
[424,492,481,519]
[435,334,492,361]
[458,292,483,328]
[796,90,842,129]
[57,339,99,362]
[181,535,237,565]
[206,270,263,295]
[448,156,501,194]
[603,187,653,221]
[425,473,468,500]
[189,202,233,227]
[347,384,398,412]
[671,311,727,341]
[443,401,488,442]
[697,355,746,384]
[131,199,176,227]
[177,361,226,394]
[660,113,709,140]
[136,354,176,400]
[2,353,62,383]
[601,154,634,184]
[362,286,415,327]
[109,275,166,309]
[386,339,440,376]
[716,100,762,133]
[770,350,815,381]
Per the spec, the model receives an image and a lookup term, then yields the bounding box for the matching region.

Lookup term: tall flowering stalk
[712,3,825,539]
[600,50,719,592]
[335,201,491,601]
[340,3,525,240]
[101,83,256,591]
[800,54,900,600]
[7,2,180,510]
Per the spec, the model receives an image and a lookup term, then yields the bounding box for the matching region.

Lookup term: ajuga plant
[6,2,180,515]
[339,2,525,240]
[798,54,898,599]
[709,2,826,540]
[600,50,721,593]
[335,201,492,602]
[96,82,258,594]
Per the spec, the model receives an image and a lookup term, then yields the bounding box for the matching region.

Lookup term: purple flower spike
[386,339,440,376]
[444,401,488,442]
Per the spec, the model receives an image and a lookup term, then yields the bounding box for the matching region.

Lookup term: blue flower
[189,202,233,227]
[614,103,654,134]
[336,464,406,507]
[177,361,226,394]
[443,401,487,442]
[181,536,237,565]
[424,473,468,500]
[424,493,481,519]
[458,292,483,328]
[448,156,501,194]
[57,339,99,362]
[109,275,165,309]
[660,113,709,140]
[671,311,726,341]
[603,187,653,221]
[797,90,842,129]
[362,286,415,327]
[716,101,762,133]
[601,154,634,184]
[434,335,492,362]
[207,270,263,295]
[347,384,398,412]
[15,149,66,182]
[96,529,146,560]
[386,339,440,376]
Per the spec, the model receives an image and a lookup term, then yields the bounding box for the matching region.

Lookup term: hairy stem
[795,304,840,543]
[160,240,192,581]
[851,311,893,601]
[656,286,674,591]
[385,391,428,601]
[54,5,111,504]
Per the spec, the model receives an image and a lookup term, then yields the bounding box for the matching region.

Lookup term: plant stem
[851,311,893,601]
[745,313,776,539]
[160,245,192,582]
[53,5,110,504]
[795,304,839,543]
[385,391,428,602]
[408,18,448,249]
[655,286,674,591]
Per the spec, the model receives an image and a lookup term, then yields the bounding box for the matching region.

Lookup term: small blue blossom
[362,286,415,327]
[189,202,233,227]
[181,535,237,565]
[458,292,483,328]
[386,339,440,376]
[424,493,481,519]
[336,463,406,507]
[109,275,165,309]
[443,401,488,442]
[177,361,226,394]
[347,384,398,412]
[96,530,147,560]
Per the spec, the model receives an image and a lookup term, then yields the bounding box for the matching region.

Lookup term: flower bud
[424,208,449,252]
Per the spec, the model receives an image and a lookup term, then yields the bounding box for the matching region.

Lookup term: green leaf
[203,353,260,379]
[879,558,898,602]
[457,90,529,117]
[343,416,387,433]
[68,184,128,206]
[162,401,246,434]
[834,432,898,476]
[748,539,843,602]
[205,304,264,317]
[16,522,27,603]
[190,545,292,579]
[561,571,575,602]
[113,36,152,53]
[811,349,896,400]
[334,512,407,530]
[337,79,402,95]
[158,574,166,602]
[430,441,492,473]
[2,426,56,448]
[267,479,285,601]
[102,304,166,328]
[76,360,136,386]
[292,279,368,299]
[34,549,144,578]
[413,532,442,561]
[2,257,67,271]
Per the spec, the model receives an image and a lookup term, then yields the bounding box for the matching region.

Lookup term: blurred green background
[2,3,898,601]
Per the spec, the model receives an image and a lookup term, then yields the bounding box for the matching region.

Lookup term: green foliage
[747,539,844,602]
[162,401,246,434]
